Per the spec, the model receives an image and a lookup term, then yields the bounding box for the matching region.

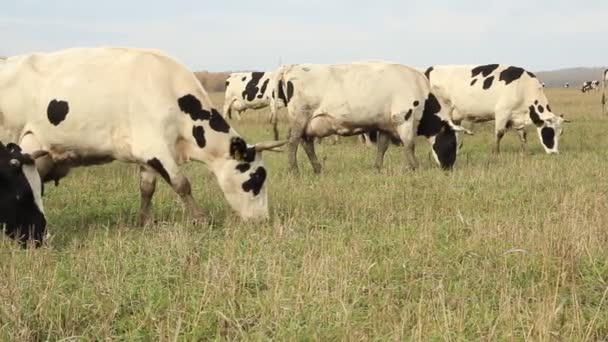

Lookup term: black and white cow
[0,48,286,224]
[223,71,285,140]
[425,64,568,154]
[0,142,48,248]
[564,83,570,88]
[270,62,472,173]
[582,80,600,93]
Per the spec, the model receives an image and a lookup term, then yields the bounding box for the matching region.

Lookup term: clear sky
[2,0,607,72]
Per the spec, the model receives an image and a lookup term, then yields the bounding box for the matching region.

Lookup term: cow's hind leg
[516,128,528,152]
[373,132,390,170]
[287,117,308,174]
[494,112,511,154]
[301,136,322,174]
[138,167,157,226]
[143,154,204,223]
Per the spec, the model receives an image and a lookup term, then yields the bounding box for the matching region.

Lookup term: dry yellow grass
[1,89,608,340]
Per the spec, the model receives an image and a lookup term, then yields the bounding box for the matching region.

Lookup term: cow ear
[229,137,248,161]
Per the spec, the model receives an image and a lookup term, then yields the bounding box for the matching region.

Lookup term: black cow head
[0,142,47,248]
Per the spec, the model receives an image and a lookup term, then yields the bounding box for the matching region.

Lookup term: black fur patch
[424,66,434,79]
[527,71,536,78]
[499,66,526,85]
[147,158,171,184]
[178,94,211,121]
[470,79,478,86]
[236,163,251,173]
[229,137,256,162]
[529,105,544,127]
[257,79,270,99]
[471,64,499,78]
[47,99,69,126]
[417,93,443,137]
[546,104,552,112]
[433,127,457,170]
[242,166,267,196]
[482,76,495,90]
[225,80,230,87]
[413,100,420,107]
[209,109,230,133]
[192,125,206,148]
[404,109,413,121]
[241,76,246,81]
[538,105,544,113]
[541,127,555,149]
[285,81,295,104]
[534,100,539,105]
[242,72,265,101]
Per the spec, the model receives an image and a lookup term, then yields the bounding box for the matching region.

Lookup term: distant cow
[271,62,472,173]
[223,71,285,139]
[425,64,568,154]
[582,80,600,93]
[0,142,47,248]
[564,83,570,88]
[0,48,286,224]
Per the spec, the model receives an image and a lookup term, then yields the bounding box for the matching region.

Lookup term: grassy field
[2,89,608,340]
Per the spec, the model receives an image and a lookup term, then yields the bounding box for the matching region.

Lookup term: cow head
[418,92,472,170]
[212,137,286,221]
[529,102,568,154]
[0,142,47,247]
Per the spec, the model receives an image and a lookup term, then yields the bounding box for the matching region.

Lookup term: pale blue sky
[2,0,607,71]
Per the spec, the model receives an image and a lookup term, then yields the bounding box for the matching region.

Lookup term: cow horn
[29,150,49,159]
[254,140,288,152]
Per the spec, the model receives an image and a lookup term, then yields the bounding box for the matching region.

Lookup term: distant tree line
[194,71,233,92]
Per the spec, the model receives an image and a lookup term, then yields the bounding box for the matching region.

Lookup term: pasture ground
[2,89,608,340]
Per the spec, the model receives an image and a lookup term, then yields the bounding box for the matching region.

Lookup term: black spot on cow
[147,158,171,184]
[534,100,539,105]
[413,100,420,107]
[546,104,552,112]
[529,105,544,127]
[229,137,256,163]
[225,80,230,87]
[470,79,478,86]
[499,66,526,85]
[471,64,499,78]
[541,127,555,149]
[178,94,211,121]
[538,105,544,113]
[47,99,69,126]
[242,72,265,101]
[483,76,495,90]
[209,109,230,133]
[236,163,251,173]
[433,126,458,170]
[192,125,206,148]
[286,81,295,104]
[526,71,536,78]
[506,120,514,129]
[417,93,443,137]
[241,76,246,81]
[424,66,434,79]
[257,79,270,99]
[404,109,413,121]
[242,166,267,196]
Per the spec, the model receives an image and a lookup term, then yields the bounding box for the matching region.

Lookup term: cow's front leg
[301,136,322,174]
[494,114,510,154]
[373,132,390,170]
[403,139,419,170]
[516,128,528,152]
[138,166,157,226]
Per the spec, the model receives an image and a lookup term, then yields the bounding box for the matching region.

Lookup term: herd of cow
[0,47,606,248]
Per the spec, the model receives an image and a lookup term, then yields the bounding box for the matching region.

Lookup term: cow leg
[301,136,322,174]
[373,132,390,170]
[494,115,510,154]
[287,119,307,174]
[396,122,419,170]
[403,140,418,170]
[516,128,528,152]
[143,155,204,222]
[138,167,157,226]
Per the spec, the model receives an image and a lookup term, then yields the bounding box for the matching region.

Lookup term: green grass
[2,89,608,340]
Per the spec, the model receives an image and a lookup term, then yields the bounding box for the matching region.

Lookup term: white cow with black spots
[270,62,472,173]
[0,47,286,224]
[425,64,568,154]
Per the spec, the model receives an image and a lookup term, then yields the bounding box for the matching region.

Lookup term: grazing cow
[603,69,608,115]
[564,83,570,88]
[0,48,286,224]
[541,82,546,88]
[0,142,48,247]
[582,80,600,93]
[270,62,472,173]
[425,64,568,154]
